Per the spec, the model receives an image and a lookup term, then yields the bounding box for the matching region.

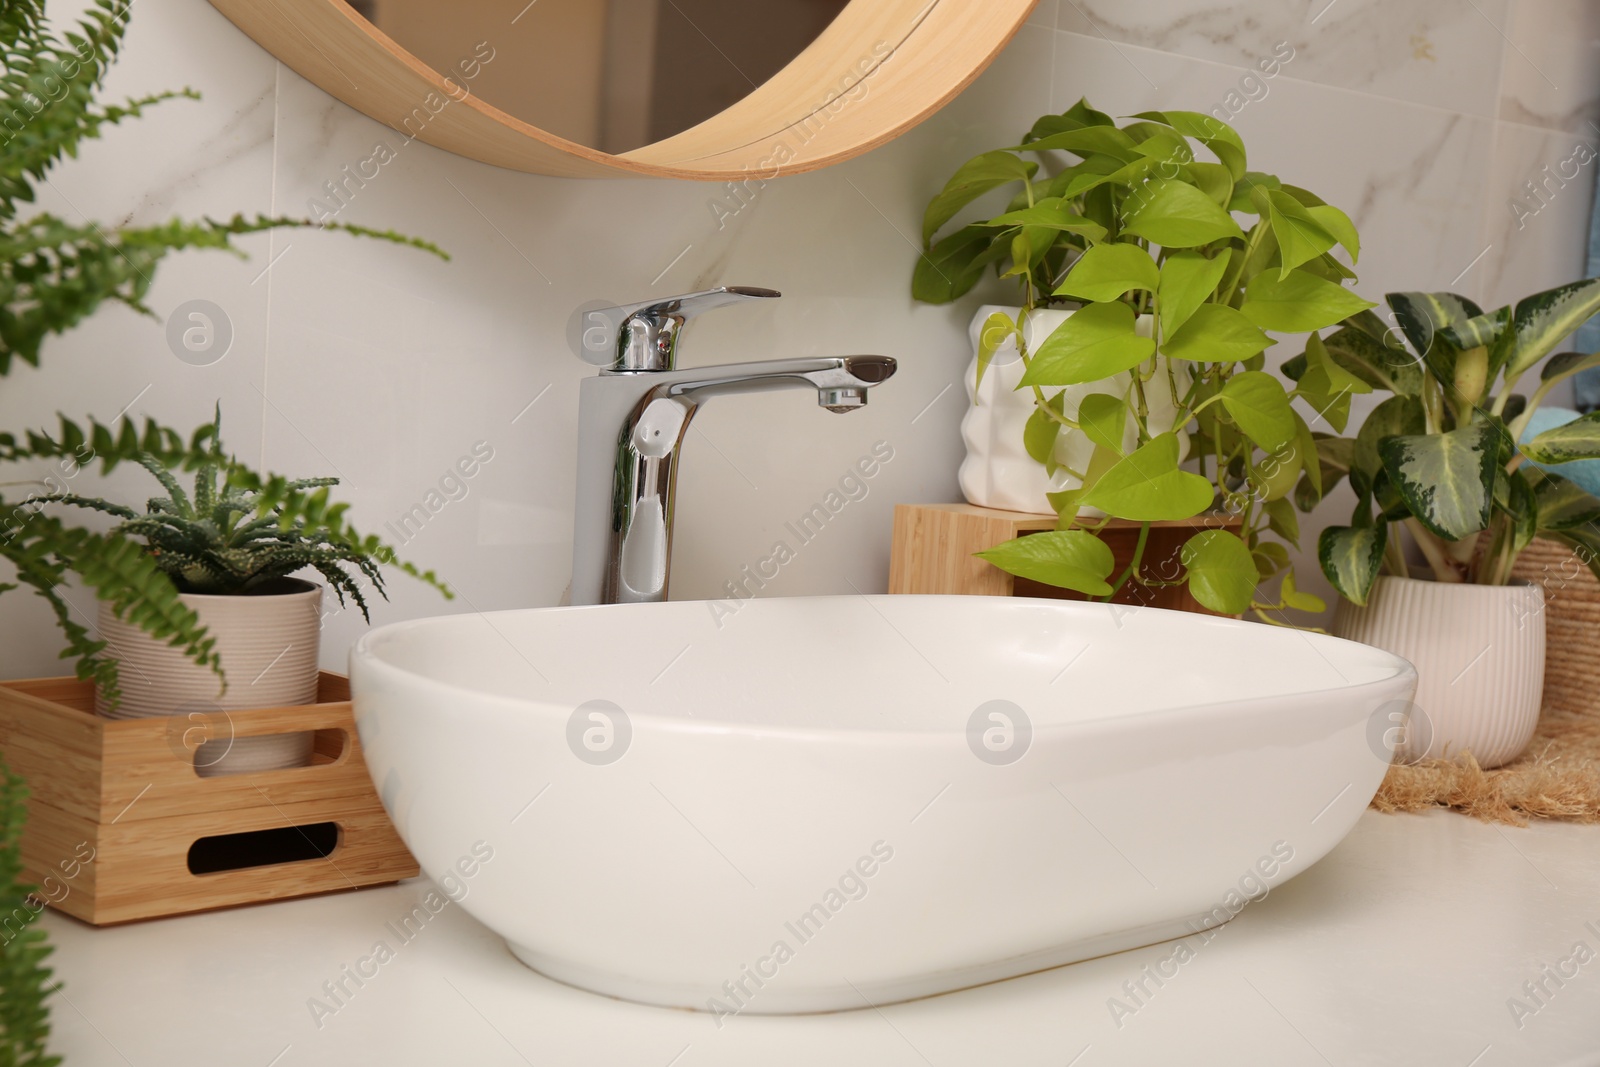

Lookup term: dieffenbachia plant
[913,100,1373,619]
[1293,282,1600,602]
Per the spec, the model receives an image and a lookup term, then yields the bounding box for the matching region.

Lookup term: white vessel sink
[349,595,1415,1014]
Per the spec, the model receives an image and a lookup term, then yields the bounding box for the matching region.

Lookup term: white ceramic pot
[1331,576,1544,768]
[959,305,1187,515]
[96,578,324,776]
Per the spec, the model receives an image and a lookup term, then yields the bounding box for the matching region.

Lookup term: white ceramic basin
[349,595,1415,1014]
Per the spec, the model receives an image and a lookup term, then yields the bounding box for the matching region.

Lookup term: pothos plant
[1292,282,1600,602]
[0,0,448,702]
[914,99,1374,619]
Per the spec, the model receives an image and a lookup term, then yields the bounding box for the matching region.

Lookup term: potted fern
[45,415,394,774]
[913,100,1372,618]
[1295,282,1600,766]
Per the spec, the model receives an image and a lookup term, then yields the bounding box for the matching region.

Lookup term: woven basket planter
[1511,538,1600,718]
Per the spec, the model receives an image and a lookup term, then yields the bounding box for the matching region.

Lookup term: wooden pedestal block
[888,503,1240,615]
[0,672,418,925]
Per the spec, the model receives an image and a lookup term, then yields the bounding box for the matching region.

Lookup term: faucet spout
[570,355,896,605]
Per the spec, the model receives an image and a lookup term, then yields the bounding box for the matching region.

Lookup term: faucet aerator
[818,387,868,413]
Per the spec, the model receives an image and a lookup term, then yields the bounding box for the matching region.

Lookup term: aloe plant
[1293,280,1600,603]
[913,100,1373,619]
[44,411,388,615]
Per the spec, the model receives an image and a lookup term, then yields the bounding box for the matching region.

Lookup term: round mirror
[207,0,1037,179]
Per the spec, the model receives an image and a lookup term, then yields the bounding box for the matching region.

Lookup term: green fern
[0,759,60,1067]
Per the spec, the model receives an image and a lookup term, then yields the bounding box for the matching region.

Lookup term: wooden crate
[0,672,417,925]
[888,503,1240,614]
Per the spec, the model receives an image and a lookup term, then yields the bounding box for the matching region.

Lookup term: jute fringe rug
[1370,706,1600,826]
[1370,539,1600,827]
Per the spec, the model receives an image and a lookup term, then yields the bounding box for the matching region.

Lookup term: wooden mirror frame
[206,0,1037,180]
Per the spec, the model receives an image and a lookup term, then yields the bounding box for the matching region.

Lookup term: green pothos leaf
[1076,391,1128,456]
[1180,529,1257,615]
[1079,432,1215,521]
[974,311,1018,395]
[921,150,1037,245]
[976,530,1115,596]
[1024,391,1066,467]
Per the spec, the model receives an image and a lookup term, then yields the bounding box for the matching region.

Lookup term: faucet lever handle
[604,286,779,372]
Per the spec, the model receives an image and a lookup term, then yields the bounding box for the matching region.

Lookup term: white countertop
[37,810,1600,1066]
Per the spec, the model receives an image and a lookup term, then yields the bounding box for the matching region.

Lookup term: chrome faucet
[569,287,897,605]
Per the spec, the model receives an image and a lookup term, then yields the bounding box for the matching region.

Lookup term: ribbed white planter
[1331,576,1544,768]
[959,305,1186,514]
[96,578,323,776]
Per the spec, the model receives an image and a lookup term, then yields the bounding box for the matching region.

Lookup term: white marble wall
[2,0,1597,673]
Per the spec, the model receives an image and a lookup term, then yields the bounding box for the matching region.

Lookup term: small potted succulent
[45,414,424,775]
[1295,280,1600,766]
[913,100,1372,618]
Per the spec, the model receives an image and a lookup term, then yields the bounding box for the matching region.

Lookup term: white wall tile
[1477,121,1596,312]
[1057,0,1512,117]
[1499,0,1600,134]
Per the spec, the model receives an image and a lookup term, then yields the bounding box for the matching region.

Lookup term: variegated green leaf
[1526,468,1600,531]
[1378,422,1500,539]
[1522,409,1600,464]
[1506,470,1539,554]
[1505,278,1600,378]
[1385,291,1482,361]
[1318,523,1388,606]
[1549,527,1600,584]
[1540,350,1600,383]
[1353,395,1426,485]
[1321,325,1424,396]
[1438,306,1509,352]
